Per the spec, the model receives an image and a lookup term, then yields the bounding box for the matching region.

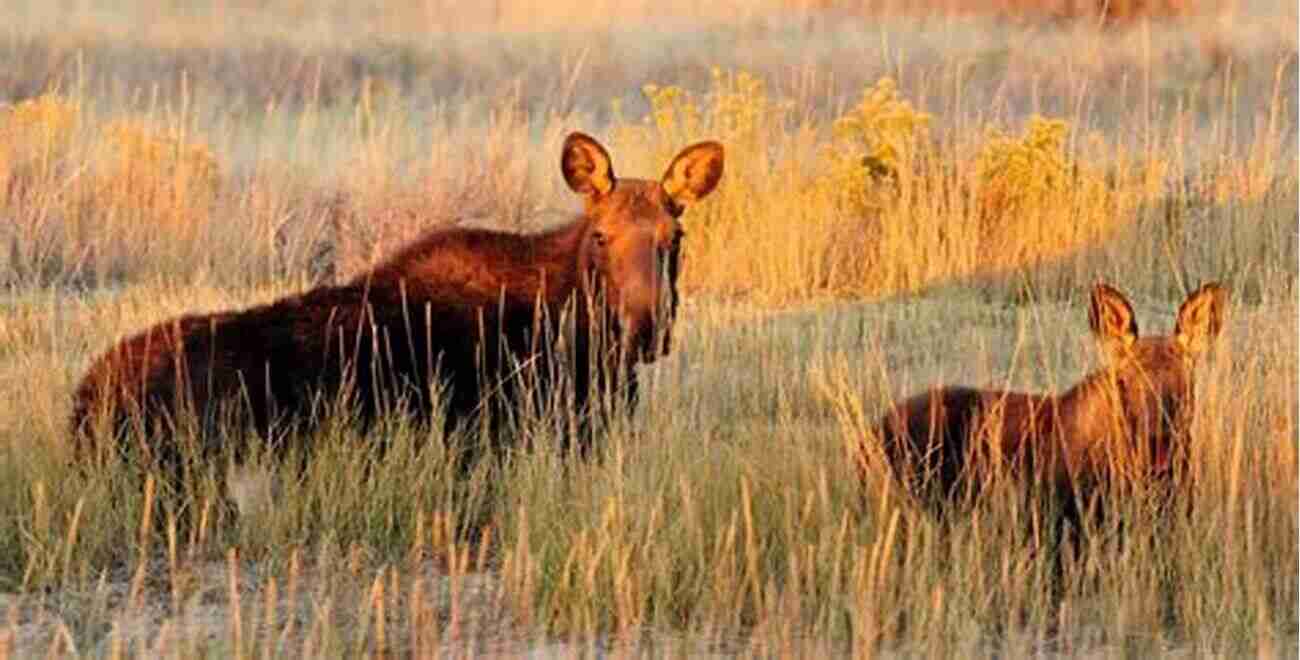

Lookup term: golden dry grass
[0,0,1295,656]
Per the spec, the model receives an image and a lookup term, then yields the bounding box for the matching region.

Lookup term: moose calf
[865,282,1227,528]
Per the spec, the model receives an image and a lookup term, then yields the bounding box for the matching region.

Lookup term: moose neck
[358,217,590,312]
[489,219,589,310]
[1049,363,1133,443]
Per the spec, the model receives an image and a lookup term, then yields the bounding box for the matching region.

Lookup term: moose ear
[1089,283,1138,357]
[1175,282,1228,358]
[661,141,724,206]
[562,132,615,198]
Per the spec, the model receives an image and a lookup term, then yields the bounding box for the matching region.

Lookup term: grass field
[0,0,1296,656]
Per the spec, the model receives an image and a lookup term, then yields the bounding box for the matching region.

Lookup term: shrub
[89,119,221,234]
[965,116,1117,275]
[0,93,81,199]
[825,77,933,213]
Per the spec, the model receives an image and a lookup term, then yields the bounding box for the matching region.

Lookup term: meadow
[0,0,1296,656]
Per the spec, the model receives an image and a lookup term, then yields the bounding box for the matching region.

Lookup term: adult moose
[73,132,724,475]
[862,282,1227,531]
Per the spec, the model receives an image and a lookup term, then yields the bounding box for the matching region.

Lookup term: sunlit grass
[0,0,1295,655]
[1,292,1294,655]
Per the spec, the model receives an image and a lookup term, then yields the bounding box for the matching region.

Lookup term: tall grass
[0,0,1295,656]
[1,297,1293,655]
[3,3,1294,298]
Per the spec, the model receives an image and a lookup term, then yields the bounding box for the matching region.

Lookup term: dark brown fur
[865,282,1228,524]
[72,133,724,471]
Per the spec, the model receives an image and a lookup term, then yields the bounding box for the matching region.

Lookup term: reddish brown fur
[865,282,1228,522]
[72,133,724,470]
